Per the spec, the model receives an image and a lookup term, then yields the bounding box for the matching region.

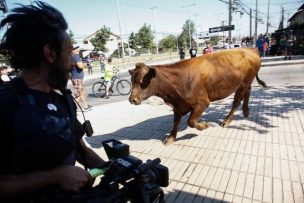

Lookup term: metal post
[228,0,232,44]
[249,9,252,38]
[116,0,125,64]
[151,6,158,55]
[122,0,131,58]
[194,13,198,47]
[254,0,258,46]
[266,0,270,35]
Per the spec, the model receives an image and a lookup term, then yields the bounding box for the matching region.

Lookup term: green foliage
[90,26,111,53]
[128,23,154,53]
[178,20,196,48]
[209,36,220,46]
[68,30,77,44]
[159,35,177,51]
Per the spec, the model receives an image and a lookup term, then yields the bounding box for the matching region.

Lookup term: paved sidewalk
[81,84,304,203]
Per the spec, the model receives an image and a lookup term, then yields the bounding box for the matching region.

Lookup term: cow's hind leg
[222,86,248,127]
[242,87,251,117]
[164,110,182,145]
[188,101,209,131]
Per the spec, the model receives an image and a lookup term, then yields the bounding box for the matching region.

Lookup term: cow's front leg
[165,110,182,145]
[187,103,209,130]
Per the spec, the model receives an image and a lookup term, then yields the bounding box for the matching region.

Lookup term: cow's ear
[128,69,134,75]
[148,67,156,78]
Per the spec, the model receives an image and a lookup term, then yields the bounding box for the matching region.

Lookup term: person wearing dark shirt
[189,46,197,58]
[179,47,186,60]
[0,2,105,202]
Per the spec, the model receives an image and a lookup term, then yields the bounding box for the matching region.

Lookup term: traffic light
[0,0,8,14]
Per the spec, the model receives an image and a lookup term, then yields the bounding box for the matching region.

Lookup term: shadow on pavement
[86,85,303,147]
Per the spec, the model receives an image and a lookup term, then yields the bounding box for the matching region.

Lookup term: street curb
[261,59,304,67]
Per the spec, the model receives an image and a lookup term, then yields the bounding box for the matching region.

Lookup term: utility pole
[194,13,199,47]
[266,0,270,35]
[250,9,252,40]
[281,6,284,29]
[181,3,196,49]
[151,6,158,55]
[122,1,130,57]
[228,0,232,44]
[116,0,125,62]
[254,0,258,46]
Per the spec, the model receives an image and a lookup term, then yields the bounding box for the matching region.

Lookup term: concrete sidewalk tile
[202,166,217,188]
[183,185,200,203]
[232,154,244,171]
[251,142,260,156]
[205,150,218,166]
[279,144,289,160]
[273,178,283,203]
[243,173,255,198]
[193,187,208,203]
[298,162,304,184]
[242,197,252,203]
[194,165,210,186]
[253,175,263,201]
[264,157,273,177]
[202,189,216,203]
[248,155,257,174]
[222,193,233,202]
[171,161,186,181]
[263,176,272,203]
[258,142,266,157]
[273,158,282,179]
[237,140,247,154]
[193,148,207,163]
[292,181,304,203]
[166,181,185,203]
[231,139,241,153]
[232,195,243,203]
[213,191,224,202]
[174,162,191,182]
[217,170,231,193]
[234,172,247,197]
[209,168,224,191]
[240,154,250,173]
[244,140,253,155]
[212,151,224,167]
[164,180,178,200]
[289,161,301,182]
[218,151,230,169]
[174,183,193,203]
[226,170,239,194]
[199,149,213,165]
[287,145,297,161]
[226,153,237,170]
[218,138,229,151]
[294,146,304,162]
[180,163,197,183]
[283,180,294,203]
[188,164,204,185]
[256,156,265,176]
[281,159,291,180]
[265,143,273,157]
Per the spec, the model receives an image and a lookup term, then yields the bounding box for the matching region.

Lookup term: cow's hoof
[164,137,175,145]
[221,120,231,127]
[195,122,208,130]
[243,108,249,117]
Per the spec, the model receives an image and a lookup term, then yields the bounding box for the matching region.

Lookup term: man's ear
[43,44,57,63]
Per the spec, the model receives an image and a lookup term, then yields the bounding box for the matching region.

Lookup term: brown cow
[129,48,266,145]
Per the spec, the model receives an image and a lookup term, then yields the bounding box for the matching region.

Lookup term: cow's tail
[256,74,267,88]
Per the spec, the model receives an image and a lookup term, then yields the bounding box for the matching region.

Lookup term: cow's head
[128,62,156,105]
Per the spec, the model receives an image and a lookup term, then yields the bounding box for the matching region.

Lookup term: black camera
[60,139,169,203]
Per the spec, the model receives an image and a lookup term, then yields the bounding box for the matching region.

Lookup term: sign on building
[209,25,235,33]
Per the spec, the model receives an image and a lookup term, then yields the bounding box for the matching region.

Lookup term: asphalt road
[71,62,304,108]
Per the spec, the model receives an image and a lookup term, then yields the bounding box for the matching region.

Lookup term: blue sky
[2,0,303,40]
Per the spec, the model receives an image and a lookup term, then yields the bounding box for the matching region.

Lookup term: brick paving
[83,85,304,203]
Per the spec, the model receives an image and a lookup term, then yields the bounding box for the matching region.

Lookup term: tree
[209,36,220,46]
[68,30,77,44]
[158,35,177,51]
[128,32,138,50]
[136,23,154,52]
[178,20,196,49]
[90,26,111,53]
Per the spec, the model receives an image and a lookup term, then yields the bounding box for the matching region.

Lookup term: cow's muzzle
[129,96,141,105]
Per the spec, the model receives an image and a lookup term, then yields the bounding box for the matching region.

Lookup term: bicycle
[92,69,131,98]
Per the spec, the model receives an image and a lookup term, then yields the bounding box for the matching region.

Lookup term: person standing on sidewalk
[0,2,105,202]
[179,47,185,60]
[70,46,92,110]
[256,34,264,57]
[189,45,197,58]
[285,34,295,60]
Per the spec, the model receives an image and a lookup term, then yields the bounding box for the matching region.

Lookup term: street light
[151,6,158,55]
[181,3,196,49]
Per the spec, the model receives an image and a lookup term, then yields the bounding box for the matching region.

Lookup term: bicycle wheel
[92,82,106,98]
[116,79,131,95]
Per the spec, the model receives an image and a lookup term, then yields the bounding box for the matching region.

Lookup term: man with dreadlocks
[0,2,105,202]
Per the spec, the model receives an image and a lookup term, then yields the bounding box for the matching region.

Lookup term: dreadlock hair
[0,1,68,71]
